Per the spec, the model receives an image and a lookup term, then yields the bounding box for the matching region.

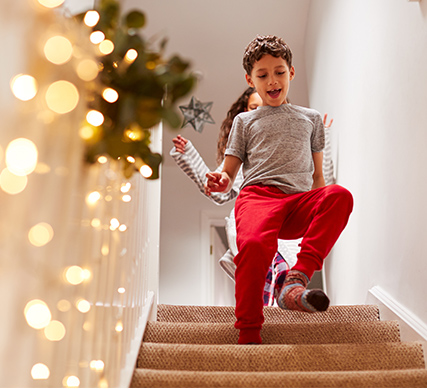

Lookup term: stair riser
[138,342,425,372]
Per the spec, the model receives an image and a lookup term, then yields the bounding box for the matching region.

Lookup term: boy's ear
[289,66,295,81]
[245,74,254,87]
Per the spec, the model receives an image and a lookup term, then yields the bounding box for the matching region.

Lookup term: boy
[205,35,353,345]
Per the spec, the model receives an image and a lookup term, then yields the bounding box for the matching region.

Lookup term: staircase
[130,304,427,387]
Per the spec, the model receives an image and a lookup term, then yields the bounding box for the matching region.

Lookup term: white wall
[305,0,427,324]
[121,0,311,305]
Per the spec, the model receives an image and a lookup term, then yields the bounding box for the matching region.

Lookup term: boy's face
[245,54,295,107]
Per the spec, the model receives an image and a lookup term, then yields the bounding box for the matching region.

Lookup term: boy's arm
[205,155,242,196]
[312,151,326,189]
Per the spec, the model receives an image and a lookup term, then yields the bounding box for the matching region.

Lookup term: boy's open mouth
[267,89,281,99]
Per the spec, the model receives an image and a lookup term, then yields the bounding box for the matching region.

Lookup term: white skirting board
[367,286,427,353]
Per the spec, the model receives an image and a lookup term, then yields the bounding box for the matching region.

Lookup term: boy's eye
[257,74,267,79]
[276,71,285,75]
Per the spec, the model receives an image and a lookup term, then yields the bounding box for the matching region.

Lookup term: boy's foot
[277,270,329,312]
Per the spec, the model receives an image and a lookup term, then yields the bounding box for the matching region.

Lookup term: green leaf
[125,10,146,29]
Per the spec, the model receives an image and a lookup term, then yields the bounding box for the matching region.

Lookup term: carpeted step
[131,368,427,388]
[143,320,401,345]
[137,341,425,372]
[156,304,380,324]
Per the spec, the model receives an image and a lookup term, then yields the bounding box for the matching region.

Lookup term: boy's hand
[205,172,230,196]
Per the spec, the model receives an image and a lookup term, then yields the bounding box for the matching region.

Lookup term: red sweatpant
[233,184,353,344]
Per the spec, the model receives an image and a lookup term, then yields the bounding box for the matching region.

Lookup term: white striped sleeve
[170,141,240,205]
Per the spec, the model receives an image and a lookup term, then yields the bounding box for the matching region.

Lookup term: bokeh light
[124,49,138,62]
[83,10,100,27]
[115,321,123,332]
[140,165,153,178]
[44,320,66,341]
[89,360,104,372]
[57,299,71,312]
[10,74,38,101]
[76,299,91,313]
[102,88,118,103]
[6,138,38,176]
[24,299,52,329]
[86,191,101,205]
[44,36,73,65]
[0,168,28,194]
[64,266,84,285]
[63,375,80,388]
[90,31,105,44]
[37,0,65,8]
[45,81,79,114]
[86,110,104,126]
[76,59,99,81]
[31,363,50,380]
[98,40,114,55]
[28,222,54,247]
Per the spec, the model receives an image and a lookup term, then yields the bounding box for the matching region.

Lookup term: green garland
[75,0,196,179]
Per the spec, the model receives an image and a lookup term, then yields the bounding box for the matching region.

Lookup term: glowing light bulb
[102,88,119,103]
[86,110,104,126]
[45,81,79,114]
[121,182,131,193]
[90,31,105,44]
[0,168,28,194]
[63,375,80,388]
[31,363,50,380]
[76,299,91,313]
[76,59,99,81]
[115,321,123,332]
[90,360,104,371]
[64,266,84,285]
[97,155,108,164]
[86,191,101,205]
[38,0,64,8]
[84,10,100,27]
[121,194,131,203]
[118,224,127,232]
[24,300,51,329]
[118,287,125,294]
[140,165,153,178]
[44,320,66,341]
[109,218,120,231]
[124,49,138,62]
[98,39,114,55]
[44,36,73,65]
[5,138,38,176]
[28,222,54,247]
[126,156,135,163]
[10,74,37,101]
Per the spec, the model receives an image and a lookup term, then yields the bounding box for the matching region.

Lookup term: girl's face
[247,92,262,111]
[246,54,295,107]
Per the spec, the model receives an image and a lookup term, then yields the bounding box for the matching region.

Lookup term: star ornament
[179,96,215,133]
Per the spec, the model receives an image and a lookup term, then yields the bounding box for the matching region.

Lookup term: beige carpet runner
[131,304,427,387]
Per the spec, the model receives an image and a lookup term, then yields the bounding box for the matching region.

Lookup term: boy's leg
[233,185,287,344]
[277,185,353,311]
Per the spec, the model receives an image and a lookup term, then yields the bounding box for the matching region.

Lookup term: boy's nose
[268,76,278,85]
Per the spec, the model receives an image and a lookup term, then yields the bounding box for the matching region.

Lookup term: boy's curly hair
[243,35,292,75]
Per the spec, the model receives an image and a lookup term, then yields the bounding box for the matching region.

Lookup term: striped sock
[277,270,330,312]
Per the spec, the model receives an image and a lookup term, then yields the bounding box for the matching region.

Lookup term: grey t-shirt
[225,104,325,194]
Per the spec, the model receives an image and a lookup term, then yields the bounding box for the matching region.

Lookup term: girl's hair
[216,87,256,165]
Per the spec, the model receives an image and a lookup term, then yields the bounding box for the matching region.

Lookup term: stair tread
[137,341,425,372]
[144,320,401,345]
[157,304,380,323]
[131,368,427,388]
